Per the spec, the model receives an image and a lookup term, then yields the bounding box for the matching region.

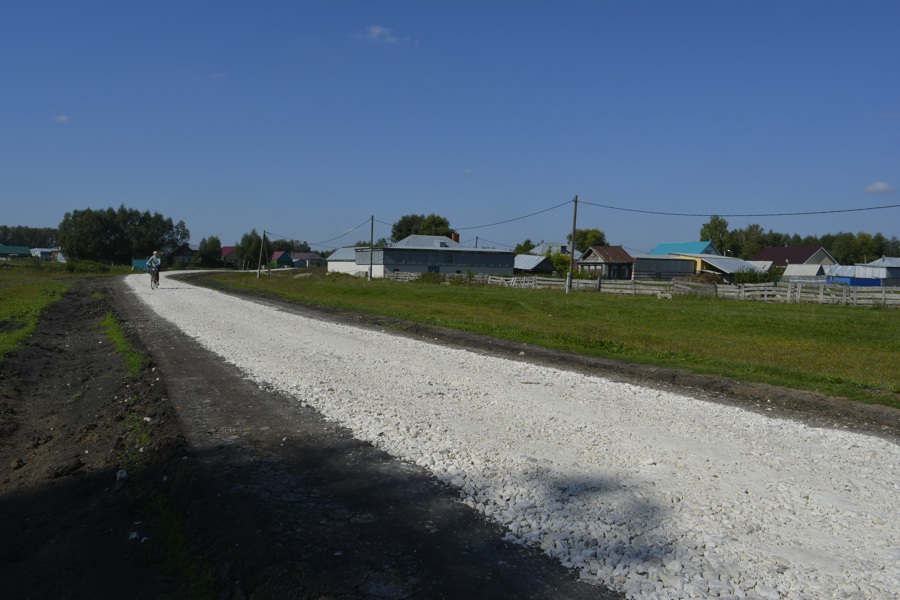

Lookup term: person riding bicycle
[147,250,162,287]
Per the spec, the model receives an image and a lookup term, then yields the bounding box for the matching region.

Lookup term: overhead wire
[309,217,374,247]
[579,199,900,218]
[455,200,572,231]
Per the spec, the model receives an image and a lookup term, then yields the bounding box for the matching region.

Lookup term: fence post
[819,283,824,304]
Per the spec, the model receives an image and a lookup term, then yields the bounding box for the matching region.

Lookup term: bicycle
[148,266,160,290]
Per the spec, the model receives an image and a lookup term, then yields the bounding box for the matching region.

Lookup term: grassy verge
[0,267,71,359]
[100,311,146,377]
[204,272,900,408]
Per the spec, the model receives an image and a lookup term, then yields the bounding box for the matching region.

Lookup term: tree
[855,232,881,264]
[197,236,223,267]
[699,216,729,254]
[390,213,455,242]
[352,238,390,248]
[514,239,536,255]
[271,239,311,254]
[567,228,607,253]
[0,225,58,247]
[235,229,263,269]
[828,232,856,264]
[549,252,571,275]
[57,205,190,264]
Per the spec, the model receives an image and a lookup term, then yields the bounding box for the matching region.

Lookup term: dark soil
[1,275,897,599]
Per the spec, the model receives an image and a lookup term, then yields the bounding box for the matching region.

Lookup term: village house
[576,246,634,279]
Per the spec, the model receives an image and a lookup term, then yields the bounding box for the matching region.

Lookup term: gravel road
[125,274,899,599]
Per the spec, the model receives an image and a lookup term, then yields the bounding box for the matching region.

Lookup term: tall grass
[205,272,900,408]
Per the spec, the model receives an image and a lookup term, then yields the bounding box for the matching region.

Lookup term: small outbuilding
[291,252,325,268]
[514,254,554,275]
[271,250,293,268]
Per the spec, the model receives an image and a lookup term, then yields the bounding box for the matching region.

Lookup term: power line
[579,199,900,218]
[309,217,373,247]
[455,200,571,231]
[476,237,514,249]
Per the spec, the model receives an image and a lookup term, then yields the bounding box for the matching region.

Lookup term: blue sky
[2,1,898,254]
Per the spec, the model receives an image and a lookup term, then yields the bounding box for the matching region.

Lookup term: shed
[0,245,32,259]
[673,254,764,283]
[782,263,826,281]
[271,250,293,268]
[291,252,325,268]
[327,247,371,276]
[514,254,554,274]
[632,255,696,280]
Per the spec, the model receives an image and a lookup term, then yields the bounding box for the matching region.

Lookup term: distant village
[9,234,897,287]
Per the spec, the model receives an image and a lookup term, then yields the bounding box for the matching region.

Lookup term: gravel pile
[127,275,899,599]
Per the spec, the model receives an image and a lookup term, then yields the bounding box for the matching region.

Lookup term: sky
[2,1,898,254]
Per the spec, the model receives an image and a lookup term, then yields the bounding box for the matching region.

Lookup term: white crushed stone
[127,275,900,599]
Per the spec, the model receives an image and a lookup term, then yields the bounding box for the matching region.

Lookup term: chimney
[451,232,460,243]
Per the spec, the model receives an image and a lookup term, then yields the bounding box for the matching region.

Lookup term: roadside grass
[205,272,900,408]
[100,311,146,378]
[0,260,134,360]
[0,267,71,359]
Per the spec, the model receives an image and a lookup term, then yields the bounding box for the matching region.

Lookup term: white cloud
[356,25,400,44]
[864,181,896,193]
[53,115,69,123]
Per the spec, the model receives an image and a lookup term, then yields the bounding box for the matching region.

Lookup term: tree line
[0,225,57,248]
[700,216,900,264]
[56,206,190,265]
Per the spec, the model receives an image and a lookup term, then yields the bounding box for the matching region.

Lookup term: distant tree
[391,213,455,242]
[271,239,311,254]
[197,236,222,267]
[855,232,881,264]
[699,216,729,254]
[514,239,536,255]
[886,235,900,257]
[0,225,58,247]
[828,232,856,264]
[235,229,264,269]
[567,228,607,253]
[352,238,390,248]
[57,205,189,264]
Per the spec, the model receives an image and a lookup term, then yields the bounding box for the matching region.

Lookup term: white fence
[383,272,900,307]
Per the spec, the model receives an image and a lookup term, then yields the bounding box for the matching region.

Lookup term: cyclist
[147,250,162,288]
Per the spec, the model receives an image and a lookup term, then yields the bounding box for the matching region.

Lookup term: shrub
[416,271,445,285]
[65,260,111,273]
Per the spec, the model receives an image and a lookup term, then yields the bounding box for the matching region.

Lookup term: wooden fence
[383,272,900,307]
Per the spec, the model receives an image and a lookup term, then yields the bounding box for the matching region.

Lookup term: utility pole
[257,230,265,278]
[368,215,374,280]
[566,195,578,294]
[475,236,479,248]
[257,230,270,278]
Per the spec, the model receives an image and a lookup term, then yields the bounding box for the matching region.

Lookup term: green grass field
[205,271,900,408]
